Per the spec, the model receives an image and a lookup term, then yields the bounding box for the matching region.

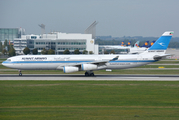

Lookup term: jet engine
[81,64,97,71]
[63,66,79,73]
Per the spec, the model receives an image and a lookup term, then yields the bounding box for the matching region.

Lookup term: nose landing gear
[19,70,22,76]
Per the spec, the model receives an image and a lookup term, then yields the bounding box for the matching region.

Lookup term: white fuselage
[2,51,162,71]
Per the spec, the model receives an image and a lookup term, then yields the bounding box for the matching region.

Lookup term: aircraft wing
[57,56,119,69]
[153,54,174,60]
[89,55,119,65]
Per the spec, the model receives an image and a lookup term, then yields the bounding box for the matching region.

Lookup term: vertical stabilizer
[148,31,174,50]
[149,41,156,47]
[134,41,140,48]
[141,41,149,47]
[120,41,124,46]
[126,41,131,46]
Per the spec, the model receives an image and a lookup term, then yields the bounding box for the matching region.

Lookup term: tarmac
[0,74,179,81]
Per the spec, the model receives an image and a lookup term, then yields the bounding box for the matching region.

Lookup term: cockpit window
[6,59,11,61]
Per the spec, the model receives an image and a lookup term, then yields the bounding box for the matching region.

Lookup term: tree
[82,50,88,54]
[0,41,2,52]
[41,48,48,55]
[8,44,11,51]
[63,49,70,54]
[74,49,80,54]
[48,49,55,54]
[23,47,30,55]
[110,50,115,54]
[4,39,8,47]
[32,48,38,55]
[89,51,94,54]
[2,49,7,55]
[104,51,109,54]
[8,47,16,57]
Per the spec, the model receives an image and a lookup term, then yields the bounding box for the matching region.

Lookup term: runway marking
[0,74,179,81]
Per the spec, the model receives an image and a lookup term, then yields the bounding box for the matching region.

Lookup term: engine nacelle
[63,66,79,73]
[81,64,97,71]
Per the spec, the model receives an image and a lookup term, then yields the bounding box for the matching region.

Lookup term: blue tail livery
[148,31,173,50]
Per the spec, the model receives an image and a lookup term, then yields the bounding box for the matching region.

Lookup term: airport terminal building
[14,32,98,55]
[0,28,25,43]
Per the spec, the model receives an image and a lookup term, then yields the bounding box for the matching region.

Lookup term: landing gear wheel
[19,70,22,76]
[90,73,94,76]
[85,71,95,76]
[85,72,89,76]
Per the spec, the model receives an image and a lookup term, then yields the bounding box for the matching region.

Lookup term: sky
[0,0,179,37]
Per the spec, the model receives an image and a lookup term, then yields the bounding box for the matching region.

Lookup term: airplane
[148,40,156,47]
[100,41,139,50]
[123,41,131,46]
[2,31,174,76]
[120,41,125,46]
[100,41,146,54]
[129,41,156,54]
[104,40,156,54]
[139,40,156,48]
[140,41,149,47]
[127,41,131,46]
[134,41,140,47]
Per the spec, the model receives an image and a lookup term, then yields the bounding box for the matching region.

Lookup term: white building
[14,32,98,55]
[13,34,39,54]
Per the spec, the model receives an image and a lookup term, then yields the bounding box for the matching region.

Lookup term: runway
[0,74,179,81]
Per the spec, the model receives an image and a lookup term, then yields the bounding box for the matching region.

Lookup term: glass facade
[0,28,25,42]
[34,39,87,54]
[57,47,86,50]
[57,41,86,45]
[0,28,19,42]
[27,40,34,49]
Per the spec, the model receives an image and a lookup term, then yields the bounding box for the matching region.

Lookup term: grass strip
[0,81,179,120]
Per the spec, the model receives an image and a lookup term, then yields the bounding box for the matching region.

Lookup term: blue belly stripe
[3,60,157,64]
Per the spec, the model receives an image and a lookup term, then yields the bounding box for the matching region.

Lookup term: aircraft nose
[2,61,7,67]
[2,61,5,66]
[2,61,13,69]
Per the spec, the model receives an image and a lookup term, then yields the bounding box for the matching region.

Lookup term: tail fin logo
[170,32,173,35]
[158,42,165,47]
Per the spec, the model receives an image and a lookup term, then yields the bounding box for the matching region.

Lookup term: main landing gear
[19,70,22,76]
[85,71,95,76]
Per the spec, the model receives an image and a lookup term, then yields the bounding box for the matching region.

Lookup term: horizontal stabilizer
[153,54,174,60]
[110,56,119,61]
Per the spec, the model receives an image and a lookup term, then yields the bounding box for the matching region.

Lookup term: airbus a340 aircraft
[2,31,174,76]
